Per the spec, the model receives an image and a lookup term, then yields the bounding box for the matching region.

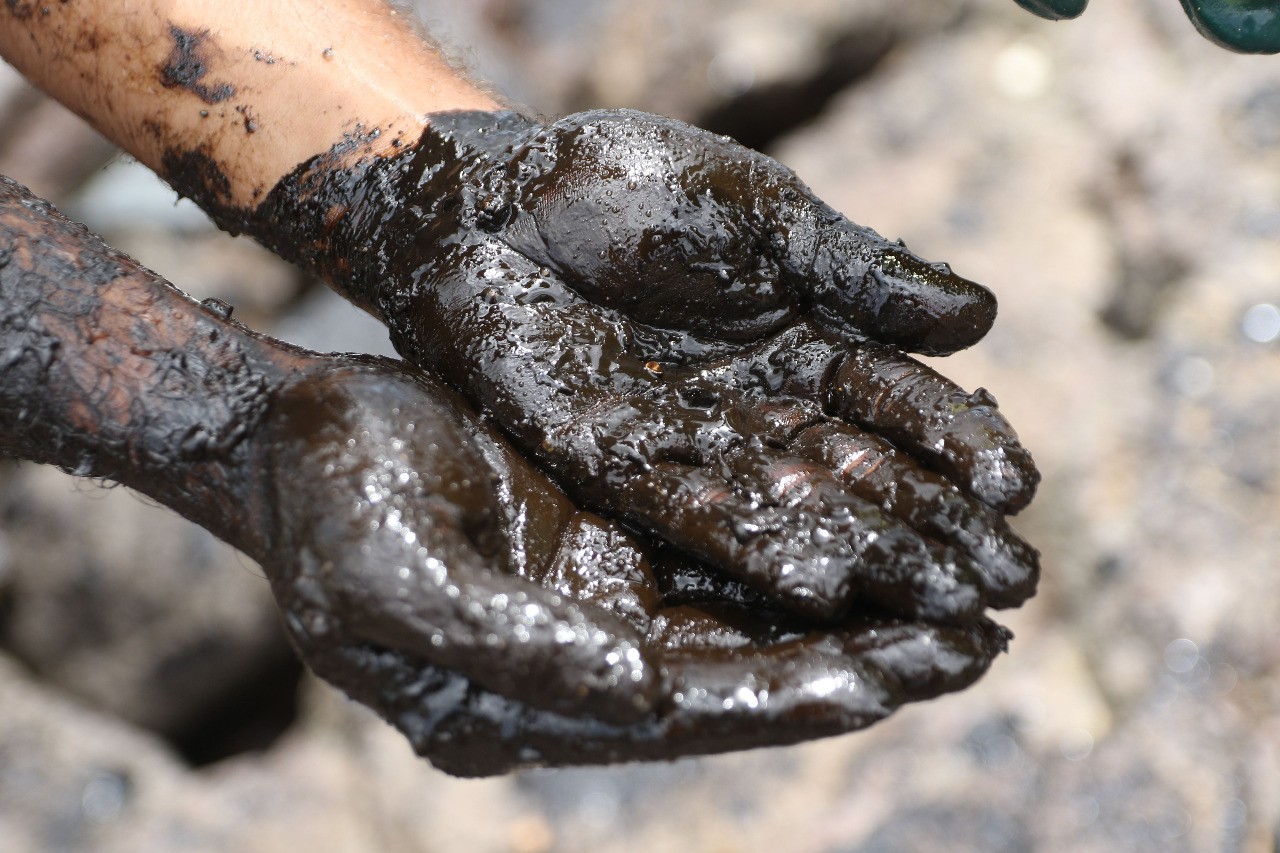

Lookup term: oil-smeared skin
[321,612,1008,777]
[182,109,1041,624]
[257,361,1009,775]
[260,364,662,726]
[0,176,655,728]
[159,25,237,105]
[0,176,1011,776]
[0,178,285,554]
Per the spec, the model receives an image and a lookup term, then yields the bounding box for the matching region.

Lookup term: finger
[787,420,1039,608]
[419,242,1003,620]
[718,322,1040,516]
[339,541,660,726]
[457,403,665,635]
[779,198,997,355]
[662,374,1038,608]
[518,511,664,634]
[356,610,1010,775]
[266,366,662,725]
[1012,0,1088,21]
[652,611,1010,747]
[312,640,666,778]
[619,447,987,623]
[827,343,1040,514]
[297,641,531,778]
[644,473,1023,617]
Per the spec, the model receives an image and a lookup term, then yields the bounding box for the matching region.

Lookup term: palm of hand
[300,109,1039,625]
[257,359,1008,777]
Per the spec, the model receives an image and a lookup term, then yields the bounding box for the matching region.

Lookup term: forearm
[0,176,301,555]
[0,0,498,209]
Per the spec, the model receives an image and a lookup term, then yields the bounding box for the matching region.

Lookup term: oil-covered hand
[246,109,1039,625]
[1011,0,1280,54]
[259,359,1011,777]
[0,175,1009,777]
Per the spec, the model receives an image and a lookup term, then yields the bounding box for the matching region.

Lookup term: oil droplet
[644,361,663,376]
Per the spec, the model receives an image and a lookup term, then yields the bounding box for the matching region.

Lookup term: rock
[0,464,295,746]
[415,0,974,139]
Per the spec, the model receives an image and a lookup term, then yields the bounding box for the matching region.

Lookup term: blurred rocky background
[2,0,1279,850]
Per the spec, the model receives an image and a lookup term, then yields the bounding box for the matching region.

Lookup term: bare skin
[0,0,498,207]
[0,176,1009,775]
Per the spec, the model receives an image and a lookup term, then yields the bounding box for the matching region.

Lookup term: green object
[1180,0,1280,54]
[1011,0,1089,21]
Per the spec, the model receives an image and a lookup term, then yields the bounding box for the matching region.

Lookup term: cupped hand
[257,357,1010,777]
[259,108,1040,624]
[0,174,1009,777]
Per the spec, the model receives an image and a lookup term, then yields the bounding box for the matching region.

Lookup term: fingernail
[1180,0,1280,54]
[1011,0,1088,21]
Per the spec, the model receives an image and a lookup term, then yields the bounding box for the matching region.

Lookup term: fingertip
[811,243,998,356]
[967,444,1042,515]
[828,348,1041,515]
[966,519,1041,609]
[861,554,985,626]
[859,618,1009,700]
[863,252,998,356]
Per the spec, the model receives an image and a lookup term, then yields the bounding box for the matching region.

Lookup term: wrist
[237,110,537,318]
